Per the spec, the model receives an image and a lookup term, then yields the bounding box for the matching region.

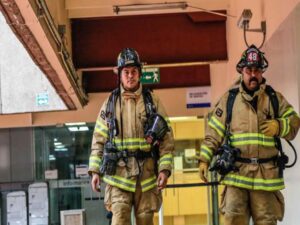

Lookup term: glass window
[35,123,94,180]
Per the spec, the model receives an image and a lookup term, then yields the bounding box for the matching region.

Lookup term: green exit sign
[141,68,160,84]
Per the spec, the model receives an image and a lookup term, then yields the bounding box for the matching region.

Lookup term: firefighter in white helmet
[88,48,174,225]
[199,45,300,225]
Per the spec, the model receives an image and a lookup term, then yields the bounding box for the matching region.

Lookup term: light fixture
[55,145,66,149]
[68,126,89,132]
[49,155,56,161]
[54,142,62,146]
[113,2,188,14]
[237,9,266,48]
[68,127,79,132]
[79,126,89,131]
[55,148,68,152]
[65,122,86,126]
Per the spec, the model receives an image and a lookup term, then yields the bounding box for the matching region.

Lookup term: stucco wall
[0,13,67,114]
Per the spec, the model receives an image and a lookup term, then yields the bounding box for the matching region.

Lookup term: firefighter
[88,48,174,225]
[199,45,300,225]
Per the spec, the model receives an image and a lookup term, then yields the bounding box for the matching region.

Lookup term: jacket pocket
[150,187,162,212]
[219,186,227,215]
[274,191,285,221]
[104,184,113,211]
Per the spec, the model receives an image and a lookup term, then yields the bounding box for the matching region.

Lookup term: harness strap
[113,149,153,160]
[236,156,278,164]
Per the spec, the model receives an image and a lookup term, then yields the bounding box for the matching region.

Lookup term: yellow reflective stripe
[114,138,151,151]
[89,162,100,168]
[200,144,213,161]
[95,120,108,138]
[159,153,173,166]
[222,174,285,191]
[208,116,225,137]
[230,133,275,147]
[103,175,136,192]
[89,156,101,168]
[282,107,297,118]
[141,176,157,192]
[164,117,171,128]
[279,118,290,137]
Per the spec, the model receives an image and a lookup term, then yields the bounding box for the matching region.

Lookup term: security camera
[237,9,253,29]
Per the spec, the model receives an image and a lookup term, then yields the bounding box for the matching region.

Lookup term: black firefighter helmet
[236,44,268,74]
[117,48,142,74]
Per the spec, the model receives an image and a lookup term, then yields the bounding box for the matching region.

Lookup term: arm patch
[100,110,106,120]
[216,108,223,117]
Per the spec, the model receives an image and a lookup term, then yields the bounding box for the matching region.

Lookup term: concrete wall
[263,6,300,225]
[0,13,67,114]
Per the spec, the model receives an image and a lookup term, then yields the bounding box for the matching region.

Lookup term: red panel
[72,11,227,68]
[83,65,210,93]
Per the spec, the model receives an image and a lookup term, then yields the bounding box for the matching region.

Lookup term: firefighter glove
[260,119,280,137]
[199,162,209,183]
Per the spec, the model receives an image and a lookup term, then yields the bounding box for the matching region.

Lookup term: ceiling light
[113,2,188,14]
[68,127,79,132]
[55,145,65,149]
[65,122,86,126]
[54,142,62,146]
[79,126,89,131]
[55,148,68,152]
[49,155,56,160]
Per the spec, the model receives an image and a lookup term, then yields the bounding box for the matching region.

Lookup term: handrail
[166,181,219,188]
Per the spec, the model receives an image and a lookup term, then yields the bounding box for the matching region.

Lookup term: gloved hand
[199,162,209,183]
[260,119,280,137]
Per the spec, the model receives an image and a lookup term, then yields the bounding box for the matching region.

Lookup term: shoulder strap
[142,87,156,117]
[226,88,239,125]
[224,88,239,144]
[265,85,279,118]
[105,88,120,141]
[264,85,284,152]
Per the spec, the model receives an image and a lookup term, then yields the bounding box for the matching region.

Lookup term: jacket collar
[120,83,142,100]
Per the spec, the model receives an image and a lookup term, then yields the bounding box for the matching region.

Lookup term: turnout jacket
[200,81,300,191]
[88,84,174,192]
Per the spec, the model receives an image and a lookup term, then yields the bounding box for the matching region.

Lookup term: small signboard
[186,86,211,108]
[75,164,89,178]
[141,68,160,84]
[36,93,49,106]
[49,179,90,189]
[45,169,58,180]
[184,148,196,158]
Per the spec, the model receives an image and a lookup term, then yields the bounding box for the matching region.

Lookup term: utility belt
[100,146,154,176]
[118,149,153,160]
[236,156,278,164]
[103,149,153,161]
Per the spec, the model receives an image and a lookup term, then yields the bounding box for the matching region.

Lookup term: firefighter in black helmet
[199,44,300,225]
[117,48,142,71]
[88,48,174,225]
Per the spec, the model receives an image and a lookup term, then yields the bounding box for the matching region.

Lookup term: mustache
[249,77,258,83]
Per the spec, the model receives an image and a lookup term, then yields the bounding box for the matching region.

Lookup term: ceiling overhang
[72,11,227,92]
[65,0,229,18]
[84,64,211,93]
[0,0,88,110]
